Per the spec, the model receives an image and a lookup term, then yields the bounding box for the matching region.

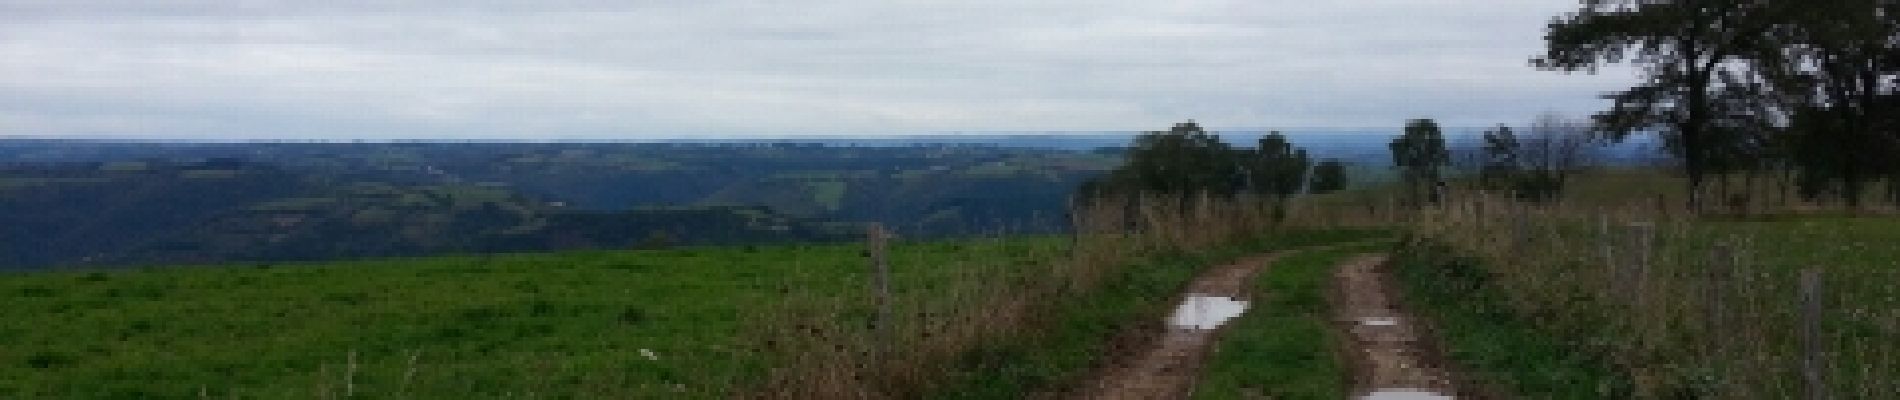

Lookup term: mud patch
[1070,253,1282,400]
[1331,254,1459,399]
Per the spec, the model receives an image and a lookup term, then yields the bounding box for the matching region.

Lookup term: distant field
[0,238,1069,398]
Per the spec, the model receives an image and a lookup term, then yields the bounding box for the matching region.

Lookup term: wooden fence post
[1800,268,1828,400]
[1473,195,1485,233]
[1065,198,1079,259]
[866,223,892,361]
[1619,222,1654,302]
[1706,240,1734,391]
[1390,196,1406,224]
[1512,203,1530,259]
[1637,222,1653,304]
[1706,242,1733,340]
[1599,211,1614,287]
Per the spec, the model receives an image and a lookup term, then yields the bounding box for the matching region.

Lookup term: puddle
[1359,317,1400,326]
[1167,295,1249,330]
[1359,389,1454,400]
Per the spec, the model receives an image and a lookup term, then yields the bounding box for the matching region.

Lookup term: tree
[1477,115,1600,202]
[1760,0,1900,209]
[1389,118,1450,206]
[1087,120,1242,200]
[1536,0,1780,211]
[1244,131,1312,199]
[1479,124,1521,191]
[1520,114,1600,201]
[1309,160,1350,194]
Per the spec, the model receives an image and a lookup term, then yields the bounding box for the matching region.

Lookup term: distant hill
[0,133,1665,269]
[0,160,853,270]
[0,143,1117,269]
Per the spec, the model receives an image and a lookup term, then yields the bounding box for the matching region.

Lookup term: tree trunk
[1743,169,1758,215]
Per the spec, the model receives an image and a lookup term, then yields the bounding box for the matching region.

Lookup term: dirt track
[1070,253,1282,399]
[1331,254,1458,399]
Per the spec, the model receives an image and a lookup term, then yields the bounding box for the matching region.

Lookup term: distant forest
[0,142,1121,269]
[0,130,1674,270]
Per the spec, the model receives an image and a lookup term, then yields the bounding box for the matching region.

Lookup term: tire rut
[1330,254,1458,400]
[1069,252,1283,400]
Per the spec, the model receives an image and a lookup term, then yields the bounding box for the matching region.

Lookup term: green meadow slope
[0,238,1068,398]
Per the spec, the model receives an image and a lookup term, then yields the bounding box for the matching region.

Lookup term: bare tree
[1485,113,1600,202]
[1523,113,1598,180]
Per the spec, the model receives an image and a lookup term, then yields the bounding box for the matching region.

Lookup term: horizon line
[1,127,1528,143]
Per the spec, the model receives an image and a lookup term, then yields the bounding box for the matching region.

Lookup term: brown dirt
[1068,252,1283,400]
[1329,254,1460,398]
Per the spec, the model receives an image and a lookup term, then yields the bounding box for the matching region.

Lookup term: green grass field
[0,238,1069,399]
[0,222,1399,399]
[1691,217,1900,398]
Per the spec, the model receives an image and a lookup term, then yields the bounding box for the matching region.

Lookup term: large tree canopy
[1389,118,1450,205]
[1085,120,1242,201]
[1245,131,1312,199]
[1535,0,1780,210]
[1763,0,1900,207]
[1309,160,1350,195]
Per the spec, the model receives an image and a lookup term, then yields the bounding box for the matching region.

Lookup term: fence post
[1706,241,1733,339]
[1638,222,1654,304]
[1065,198,1079,259]
[866,223,892,362]
[1800,268,1828,400]
[1512,202,1530,259]
[1391,195,1400,225]
[1619,222,1654,302]
[1599,211,1614,287]
[1473,195,1485,233]
[1705,240,1734,391]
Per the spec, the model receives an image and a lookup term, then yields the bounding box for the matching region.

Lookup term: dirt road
[1331,254,1458,400]
[1070,253,1281,399]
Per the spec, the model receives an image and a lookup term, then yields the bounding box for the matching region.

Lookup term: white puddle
[1360,317,1401,326]
[1167,295,1249,330]
[1359,389,1454,400]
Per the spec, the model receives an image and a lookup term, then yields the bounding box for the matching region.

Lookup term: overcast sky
[0,0,1637,139]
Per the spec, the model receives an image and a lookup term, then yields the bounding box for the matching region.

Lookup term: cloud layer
[0,0,1638,139]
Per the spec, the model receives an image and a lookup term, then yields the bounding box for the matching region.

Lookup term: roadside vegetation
[1389,239,1632,399]
[928,229,1390,399]
[1389,188,1900,398]
[747,185,1381,398]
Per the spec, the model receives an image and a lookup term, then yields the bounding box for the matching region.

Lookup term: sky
[0,0,1640,139]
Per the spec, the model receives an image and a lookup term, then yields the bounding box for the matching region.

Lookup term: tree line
[1084,117,1605,212]
[1082,117,1595,209]
[1539,0,1900,210]
[1079,120,1349,204]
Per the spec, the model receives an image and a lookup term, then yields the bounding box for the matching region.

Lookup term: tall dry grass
[734,193,1291,399]
[1406,188,1900,399]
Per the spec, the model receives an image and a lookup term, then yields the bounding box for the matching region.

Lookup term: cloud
[0,0,1638,138]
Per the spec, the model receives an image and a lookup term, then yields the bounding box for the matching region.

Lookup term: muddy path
[1330,254,1459,400]
[1069,252,1283,399]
